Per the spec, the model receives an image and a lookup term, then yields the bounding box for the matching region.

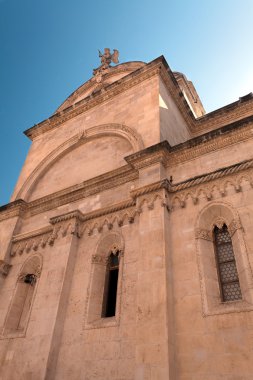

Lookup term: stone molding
[0,200,26,222]
[194,99,253,135]
[195,202,253,316]
[11,228,54,257]
[170,168,253,209]
[29,167,138,216]
[81,206,140,236]
[9,192,167,257]
[12,226,53,243]
[6,167,251,257]
[91,255,109,265]
[56,62,146,113]
[1,134,253,220]
[1,156,253,225]
[169,121,253,165]
[194,218,242,241]
[1,159,253,224]
[23,56,253,142]
[16,123,143,201]
[24,63,162,140]
[195,228,213,241]
[228,217,243,236]
[126,148,168,170]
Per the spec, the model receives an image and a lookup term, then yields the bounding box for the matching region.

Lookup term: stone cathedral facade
[1,51,253,380]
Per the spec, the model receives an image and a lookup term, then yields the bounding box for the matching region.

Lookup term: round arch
[15,124,144,201]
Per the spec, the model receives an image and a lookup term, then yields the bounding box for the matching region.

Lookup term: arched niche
[3,255,42,337]
[85,231,124,328]
[195,201,253,316]
[16,124,143,201]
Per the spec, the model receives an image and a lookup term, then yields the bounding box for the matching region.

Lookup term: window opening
[24,273,37,285]
[102,251,119,318]
[213,224,242,302]
[4,273,37,333]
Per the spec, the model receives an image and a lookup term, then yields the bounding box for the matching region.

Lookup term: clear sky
[1,0,253,205]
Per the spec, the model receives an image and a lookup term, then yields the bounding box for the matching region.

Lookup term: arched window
[213,224,242,302]
[85,233,124,328]
[3,255,41,336]
[102,250,119,318]
[195,202,253,316]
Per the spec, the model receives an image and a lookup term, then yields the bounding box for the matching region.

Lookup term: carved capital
[0,260,12,277]
[212,217,226,230]
[109,244,124,257]
[195,228,212,241]
[92,255,109,265]
[228,218,242,236]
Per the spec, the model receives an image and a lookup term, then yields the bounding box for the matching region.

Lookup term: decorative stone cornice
[50,210,83,225]
[24,61,162,140]
[2,158,253,223]
[81,199,136,222]
[56,61,146,113]
[194,97,253,135]
[12,226,52,243]
[169,119,253,165]
[170,166,253,209]
[81,205,140,236]
[126,145,168,170]
[23,55,253,143]
[2,135,253,223]
[28,165,138,216]
[11,227,54,257]
[0,199,26,222]
[130,179,169,199]
[0,260,12,276]
[50,210,83,238]
[171,159,253,192]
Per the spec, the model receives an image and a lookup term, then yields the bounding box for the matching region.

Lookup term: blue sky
[1,0,253,205]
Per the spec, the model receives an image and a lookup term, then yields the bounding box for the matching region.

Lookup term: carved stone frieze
[195,228,213,241]
[228,218,243,236]
[0,199,27,222]
[126,150,168,170]
[109,244,124,257]
[81,206,140,236]
[171,167,253,210]
[169,125,253,166]
[212,217,226,230]
[1,144,253,223]
[11,230,54,257]
[28,167,138,217]
[91,255,109,265]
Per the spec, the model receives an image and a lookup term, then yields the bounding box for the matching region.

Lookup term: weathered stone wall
[1,56,253,380]
[159,78,191,145]
[11,75,160,202]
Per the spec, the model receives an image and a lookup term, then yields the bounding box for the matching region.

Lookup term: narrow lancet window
[102,251,119,318]
[4,273,37,333]
[213,224,242,302]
